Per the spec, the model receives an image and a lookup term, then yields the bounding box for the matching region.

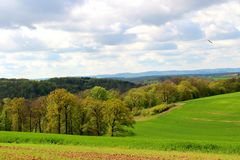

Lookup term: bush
[150,104,169,114]
[141,104,176,116]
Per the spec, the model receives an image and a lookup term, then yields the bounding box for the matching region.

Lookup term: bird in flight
[208,40,213,44]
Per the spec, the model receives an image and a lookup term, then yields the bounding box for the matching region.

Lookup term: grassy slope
[135,92,240,142]
[1,92,240,154]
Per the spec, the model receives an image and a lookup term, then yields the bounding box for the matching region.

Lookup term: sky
[0,0,240,79]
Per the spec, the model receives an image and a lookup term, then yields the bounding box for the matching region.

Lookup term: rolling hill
[1,92,240,155]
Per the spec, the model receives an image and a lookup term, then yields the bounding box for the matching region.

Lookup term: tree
[46,89,77,134]
[108,90,121,99]
[0,78,136,99]
[104,99,134,136]
[157,81,178,103]
[31,96,47,133]
[10,98,26,131]
[139,85,159,108]
[85,97,106,136]
[124,88,147,112]
[208,81,226,95]
[177,81,199,101]
[25,100,33,132]
[223,78,240,93]
[0,98,12,131]
[188,78,210,97]
[90,86,109,100]
[72,98,88,135]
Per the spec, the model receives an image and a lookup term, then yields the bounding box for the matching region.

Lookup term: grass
[1,92,240,158]
[210,74,239,80]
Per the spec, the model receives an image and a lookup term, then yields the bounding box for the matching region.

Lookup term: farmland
[0,143,239,160]
[1,92,240,159]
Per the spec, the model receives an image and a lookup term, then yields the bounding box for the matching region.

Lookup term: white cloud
[0,0,239,78]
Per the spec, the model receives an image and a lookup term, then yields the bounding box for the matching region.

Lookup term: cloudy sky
[0,0,240,78]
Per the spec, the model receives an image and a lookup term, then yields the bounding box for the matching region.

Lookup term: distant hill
[95,68,240,79]
[114,73,240,84]
[0,77,136,99]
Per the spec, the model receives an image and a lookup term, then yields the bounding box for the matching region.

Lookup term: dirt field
[1,144,239,160]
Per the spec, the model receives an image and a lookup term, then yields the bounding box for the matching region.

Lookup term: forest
[0,77,136,99]
[0,76,240,136]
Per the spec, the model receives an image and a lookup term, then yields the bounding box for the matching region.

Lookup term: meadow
[1,92,240,159]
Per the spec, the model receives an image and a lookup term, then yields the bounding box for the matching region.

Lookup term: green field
[210,74,239,80]
[1,92,240,159]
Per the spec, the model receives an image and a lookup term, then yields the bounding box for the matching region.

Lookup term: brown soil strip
[0,152,43,160]
[192,118,240,123]
[60,152,191,160]
[0,145,33,150]
[0,145,223,160]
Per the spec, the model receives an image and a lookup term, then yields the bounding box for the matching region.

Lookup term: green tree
[209,81,226,95]
[157,81,178,103]
[46,89,77,134]
[124,88,147,112]
[108,90,121,99]
[31,96,47,133]
[188,78,210,97]
[72,98,89,135]
[104,99,134,136]
[25,100,33,132]
[10,98,26,131]
[177,81,199,101]
[140,85,159,108]
[90,86,109,100]
[85,97,106,136]
[0,98,12,131]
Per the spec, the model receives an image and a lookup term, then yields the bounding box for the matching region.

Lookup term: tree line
[0,87,134,136]
[1,77,240,136]
[123,77,240,114]
[0,77,137,99]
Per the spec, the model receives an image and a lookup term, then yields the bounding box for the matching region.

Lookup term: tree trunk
[111,119,116,137]
[38,118,42,133]
[96,112,100,136]
[29,111,32,132]
[79,115,85,135]
[17,110,22,132]
[69,111,73,134]
[4,112,8,131]
[58,114,61,134]
[111,126,114,137]
[65,107,68,134]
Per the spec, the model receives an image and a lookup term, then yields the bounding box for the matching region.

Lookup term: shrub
[141,104,176,116]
